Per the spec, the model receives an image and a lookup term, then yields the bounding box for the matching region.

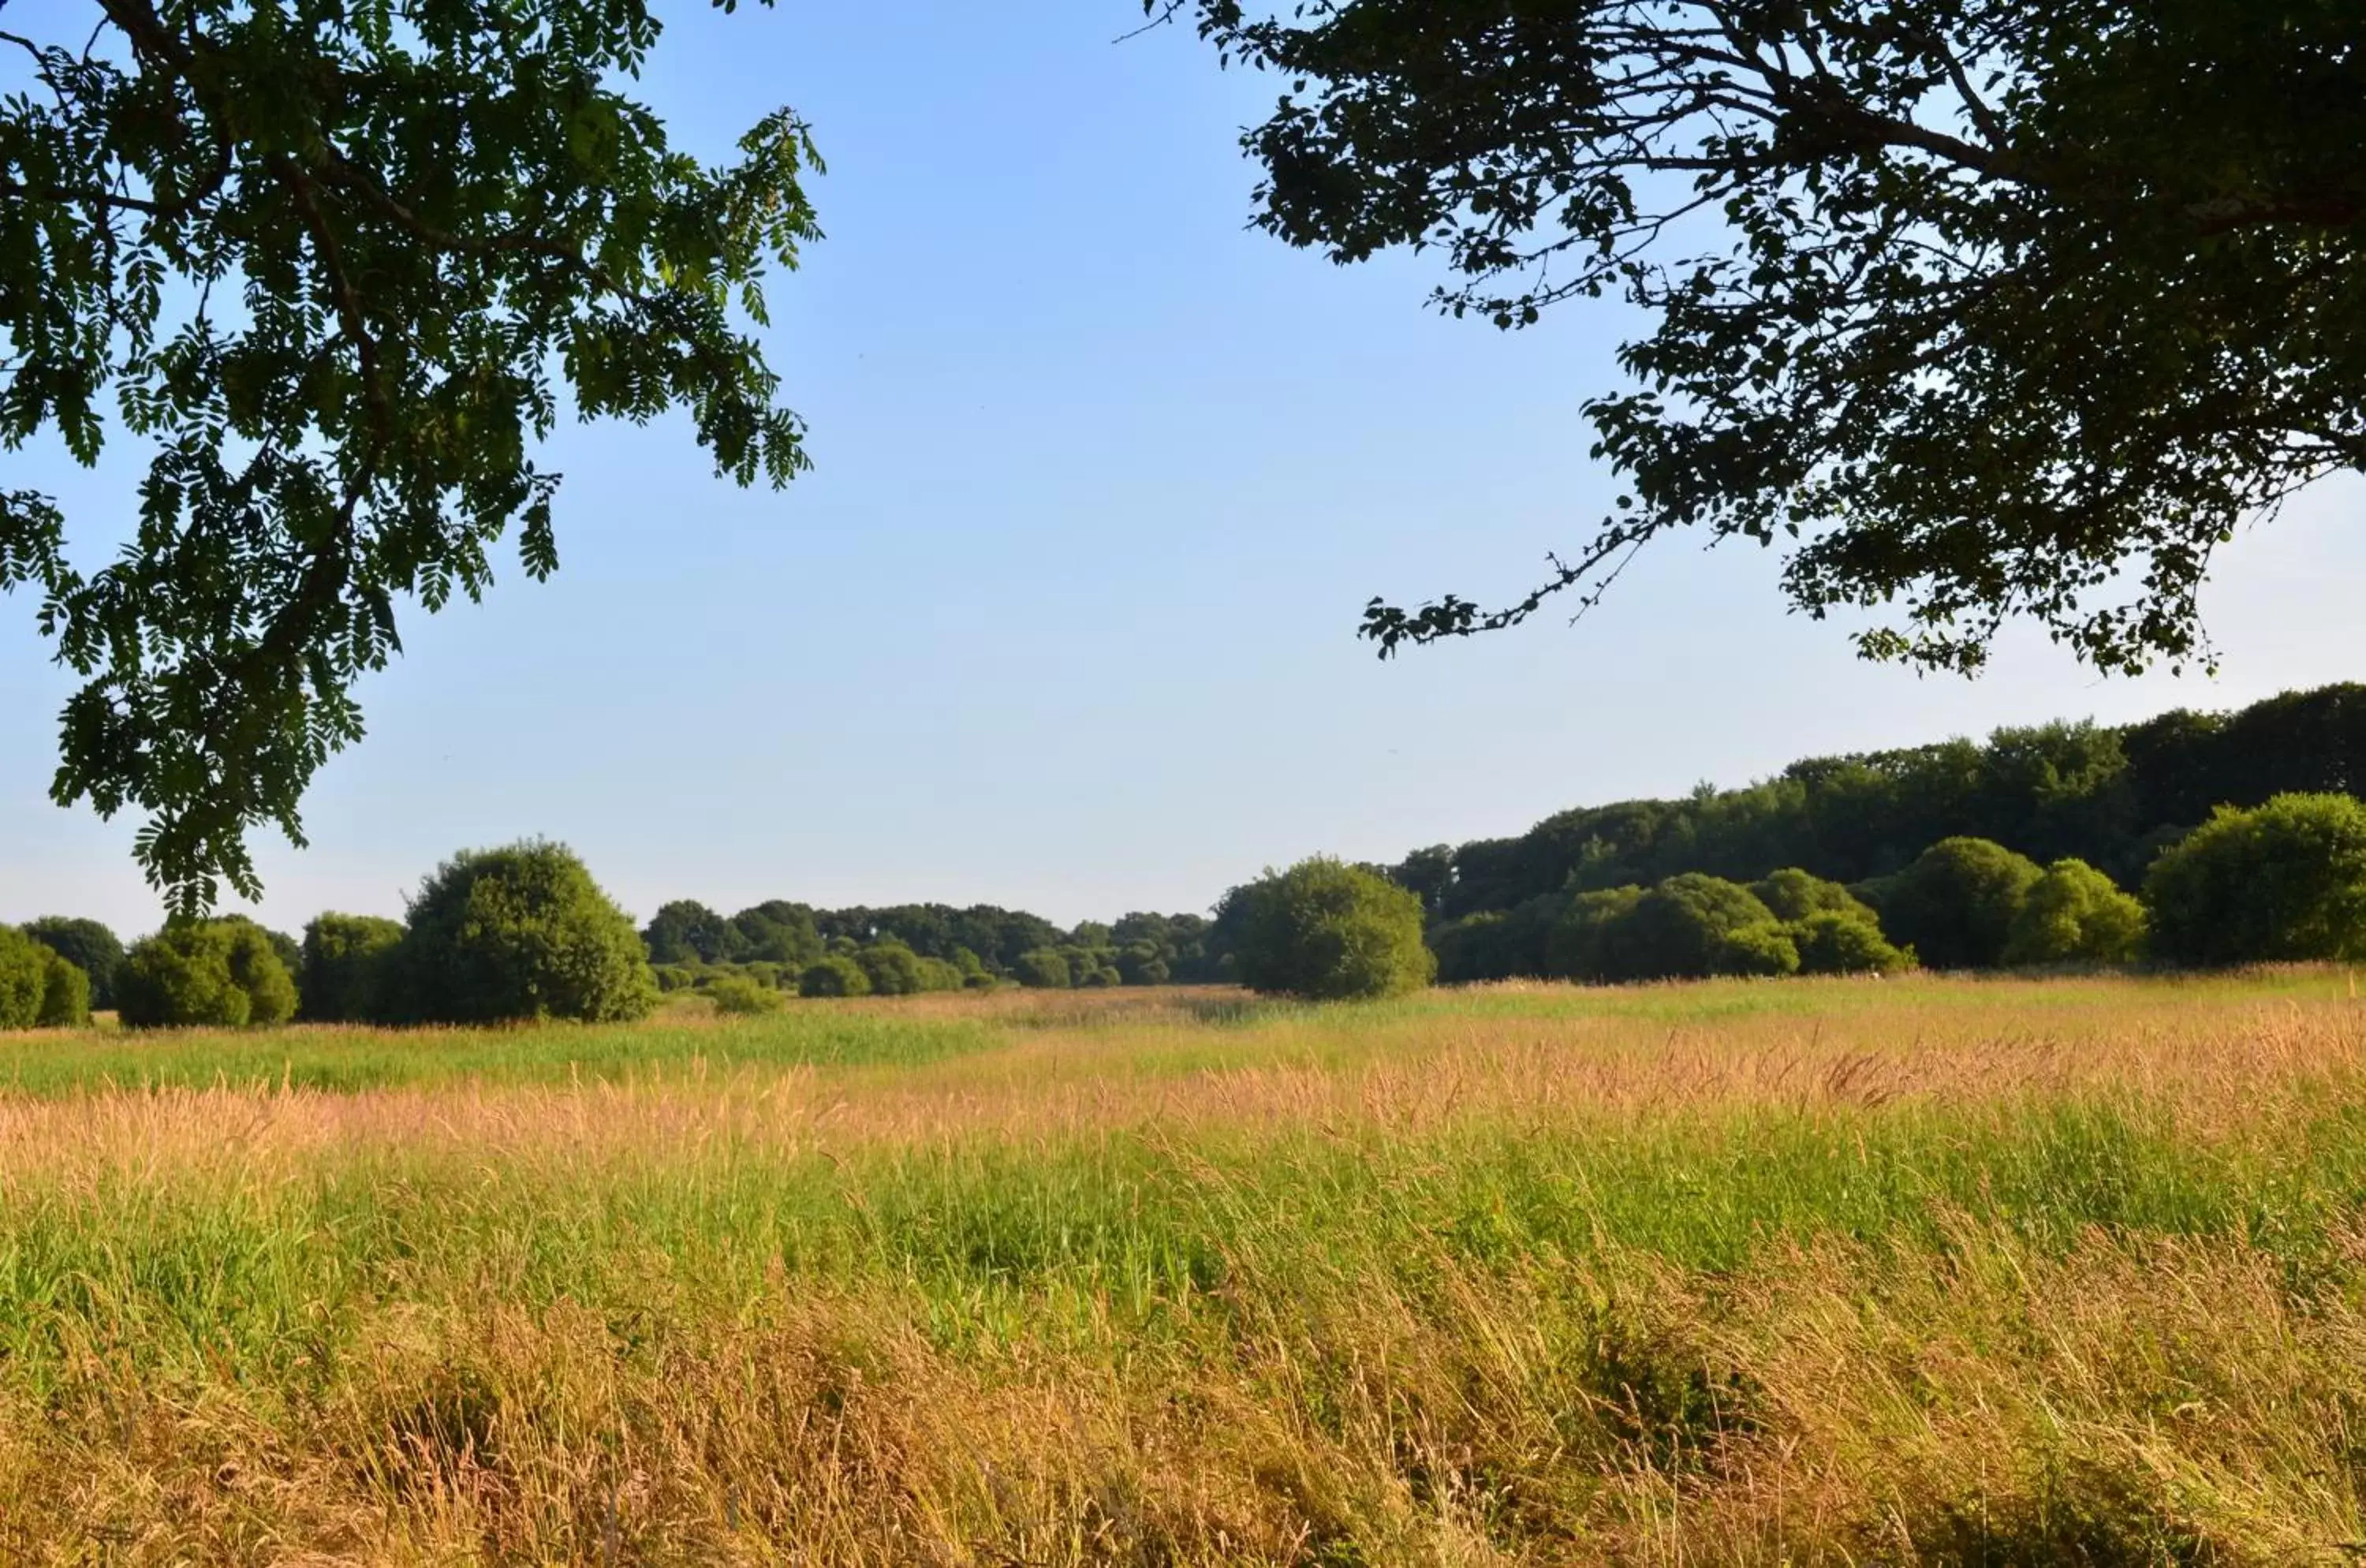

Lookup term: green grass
[0,1002,1008,1095]
[3,972,2364,1561]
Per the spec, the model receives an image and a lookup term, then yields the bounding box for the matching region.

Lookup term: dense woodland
[1392,684,2366,971]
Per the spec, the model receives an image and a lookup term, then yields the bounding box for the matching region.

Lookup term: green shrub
[2004,859,2148,966]
[855,941,924,997]
[224,923,299,1025]
[21,917,123,1009]
[1752,868,1875,924]
[1226,857,1435,1000]
[1879,837,2044,969]
[1790,911,1914,976]
[35,950,90,1028]
[742,961,786,991]
[0,928,51,1029]
[707,976,784,1015]
[914,956,966,992]
[389,840,658,1024]
[1614,875,1780,981]
[1013,948,1073,989]
[2144,793,2366,966]
[798,955,872,998]
[1546,887,1646,981]
[118,922,297,1029]
[299,913,405,1023]
[1715,920,1801,977]
[652,964,700,994]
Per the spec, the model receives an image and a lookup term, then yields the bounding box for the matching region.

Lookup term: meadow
[2,972,2364,1564]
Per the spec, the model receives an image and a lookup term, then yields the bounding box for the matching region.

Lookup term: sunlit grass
[1,970,2363,1561]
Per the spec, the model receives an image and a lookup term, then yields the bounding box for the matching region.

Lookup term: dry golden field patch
[2,972,2364,1563]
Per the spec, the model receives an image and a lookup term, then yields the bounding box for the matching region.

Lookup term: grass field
[3,972,2365,1564]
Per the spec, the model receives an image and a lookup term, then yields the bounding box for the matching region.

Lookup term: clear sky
[2,0,2361,937]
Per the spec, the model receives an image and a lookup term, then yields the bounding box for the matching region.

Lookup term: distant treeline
[640,899,1223,993]
[1385,683,2366,960]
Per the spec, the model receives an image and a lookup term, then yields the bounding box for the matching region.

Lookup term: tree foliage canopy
[1878,837,2042,970]
[388,839,655,1023]
[116,918,296,1028]
[1158,0,2366,675]
[0,0,818,913]
[1225,856,1435,1000]
[20,916,124,1008]
[2144,793,2366,967]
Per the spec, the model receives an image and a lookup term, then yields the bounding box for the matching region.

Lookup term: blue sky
[3,0,2362,936]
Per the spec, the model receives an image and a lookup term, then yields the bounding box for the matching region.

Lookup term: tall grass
[0,972,2361,1562]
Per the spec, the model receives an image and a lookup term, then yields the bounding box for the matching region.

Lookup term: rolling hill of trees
[1386,684,2366,931]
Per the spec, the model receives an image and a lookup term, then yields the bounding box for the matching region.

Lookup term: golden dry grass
[1,971,2364,1563]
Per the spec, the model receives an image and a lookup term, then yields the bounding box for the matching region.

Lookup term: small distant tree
[1226,857,1435,1000]
[300,913,405,1023]
[855,942,925,997]
[21,918,124,1010]
[2145,793,2366,966]
[1791,912,1914,976]
[643,900,750,966]
[798,955,872,998]
[733,902,823,968]
[1615,875,1780,981]
[1715,921,1801,977]
[2005,860,2148,967]
[390,841,657,1024]
[1879,838,2045,970]
[118,921,297,1029]
[35,950,91,1028]
[1013,949,1073,989]
[0,928,53,1029]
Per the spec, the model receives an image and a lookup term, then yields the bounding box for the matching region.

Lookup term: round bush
[1715,920,1801,977]
[1791,911,1914,976]
[2004,859,2148,967]
[0,928,52,1029]
[1879,837,2043,969]
[300,913,405,1023]
[1751,868,1875,924]
[706,976,784,1015]
[914,956,966,992]
[118,922,296,1029]
[855,941,924,997]
[1227,857,1435,1000]
[35,950,91,1028]
[390,840,658,1024]
[2144,793,2366,966]
[1013,948,1073,989]
[798,955,872,998]
[1614,875,1779,981]
[21,917,123,1009]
